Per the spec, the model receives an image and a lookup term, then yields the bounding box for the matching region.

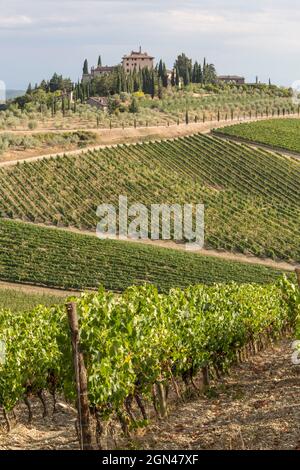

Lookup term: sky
[0,0,299,90]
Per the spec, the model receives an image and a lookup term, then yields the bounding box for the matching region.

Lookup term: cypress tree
[83,59,89,75]
[192,62,198,83]
[129,97,139,113]
[162,63,168,87]
[171,69,176,87]
[158,78,163,99]
[184,68,190,86]
[150,71,156,99]
[98,55,102,67]
[175,66,180,86]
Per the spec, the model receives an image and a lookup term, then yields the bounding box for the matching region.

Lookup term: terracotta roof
[218,75,244,80]
[92,66,115,72]
[122,51,154,60]
[88,96,109,105]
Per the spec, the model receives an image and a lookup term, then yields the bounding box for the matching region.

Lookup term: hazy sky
[0,0,299,89]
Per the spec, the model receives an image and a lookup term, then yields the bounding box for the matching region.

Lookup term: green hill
[0,219,287,292]
[0,133,299,262]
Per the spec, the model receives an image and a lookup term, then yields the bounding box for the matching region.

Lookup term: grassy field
[0,286,65,312]
[213,118,300,153]
[0,133,299,262]
[0,131,97,163]
[0,219,287,292]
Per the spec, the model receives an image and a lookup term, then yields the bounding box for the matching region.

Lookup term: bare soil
[1,114,299,167]
[132,338,300,450]
[0,280,81,298]
[0,338,299,450]
[0,144,87,164]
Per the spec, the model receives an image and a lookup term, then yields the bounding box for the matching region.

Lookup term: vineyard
[213,118,300,154]
[0,277,299,447]
[0,133,300,262]
[0,219,285,292]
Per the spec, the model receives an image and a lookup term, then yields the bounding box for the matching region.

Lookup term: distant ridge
[6,89,25,101]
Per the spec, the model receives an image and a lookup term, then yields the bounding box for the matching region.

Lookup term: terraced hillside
[0,219,286,292]
[0,133,299,262]
[213,118,300,154]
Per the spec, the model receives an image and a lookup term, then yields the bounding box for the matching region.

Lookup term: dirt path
[1,113,299,167]
[0,338,299,450]
[0,280,81,298]
[131,338,300,451]
[213,131,300,161]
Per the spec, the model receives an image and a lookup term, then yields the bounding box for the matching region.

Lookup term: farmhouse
[218,75,245,85]
[82,65,116,83]
[122,47,154,73]
[87,96,109,111]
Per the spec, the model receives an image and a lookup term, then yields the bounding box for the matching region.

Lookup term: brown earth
[1,113,300,167]
[0,338,299,450]
[0,280,81,298]
[131,338,300,451]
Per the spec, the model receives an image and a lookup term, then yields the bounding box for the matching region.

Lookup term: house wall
[122,56,154,73]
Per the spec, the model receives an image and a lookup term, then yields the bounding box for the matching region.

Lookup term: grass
[0,286,65,312]
[0,219,288,293]
[0,131,97,156]
[213,118,300,154]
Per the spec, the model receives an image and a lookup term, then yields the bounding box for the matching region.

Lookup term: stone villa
[122,47,154,73]
[82,48,155,82]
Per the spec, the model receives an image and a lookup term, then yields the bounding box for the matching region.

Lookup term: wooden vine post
[66,302,95,450]
[295,268,300,288]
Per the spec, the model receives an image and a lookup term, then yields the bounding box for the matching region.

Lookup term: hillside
[0,133,299,263]
[213,118,300,154]
[0,219,285,292]
[6,90,25,101]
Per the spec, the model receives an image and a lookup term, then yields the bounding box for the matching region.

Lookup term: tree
[175,66,180,86]
[150,70,156,99]
[97,55,102,67]
[202,60,217,84]
[175,53,192,85]
[83,59,89,75]
[171,69,176,87]
[26,83,32,94]
[157,60,168,88]
[158,78,163,99]
[192,62,202,84]
[129,97,139,113]
[183,68,190,86]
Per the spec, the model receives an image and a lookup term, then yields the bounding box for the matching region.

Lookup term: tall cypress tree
[171,69,176,87]
[175,66,180,86]
[150,70,156,99]
[98,55,102,67]
[83,59,89,75]
[183,68,190,86]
